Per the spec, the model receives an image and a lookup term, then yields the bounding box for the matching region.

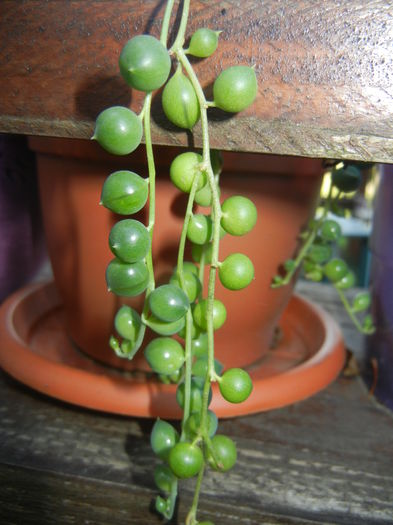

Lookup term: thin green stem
[120,93,157,356]
[160,0,176,46]
[197,248,206,300]
[271,225,318,287]
[143,93,156,296]
[335,287,374,335]
[176,174,200,285]
[175,45,222,440]
[143,0,178,300]
[171,0,190,51]
[165,478,178,520]
[272,178,334,287]
[177,174,202,433]
[181,309,194,430]
[160,4,225,523]
[185,463,205,525]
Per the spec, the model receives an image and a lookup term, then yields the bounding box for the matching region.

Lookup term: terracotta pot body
[32,137,322,372]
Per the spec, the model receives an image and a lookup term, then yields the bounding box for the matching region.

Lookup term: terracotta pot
[0,281,345,418]
[31,137,323,372]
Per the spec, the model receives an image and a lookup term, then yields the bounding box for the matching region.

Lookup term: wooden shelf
[1,282,392,524]
[1,1,393,162]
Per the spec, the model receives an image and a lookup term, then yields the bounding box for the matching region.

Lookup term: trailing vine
[92,2,374,523]
[93,1,257,523]
[272,162,375,335]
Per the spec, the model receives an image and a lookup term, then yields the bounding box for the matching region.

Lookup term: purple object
[366,165,393,409]
[0,135,47,303]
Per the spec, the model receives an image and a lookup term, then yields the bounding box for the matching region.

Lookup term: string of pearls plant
[93,1,257,523]
[272,161,375,335]
[92,1,374,522]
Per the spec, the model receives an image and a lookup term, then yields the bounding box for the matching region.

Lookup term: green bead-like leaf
[352,292,371,312]
[162,69,200,129]
[213,66,257,113]
[188,28,220,58]
[144,337,185,375]
[170,151,206,193]
[144,314,185,336]
[150,419,179,460]
[93,106,142,155]
[119,35,171,92]
[109,219,150,262]
[114,305,142,340]
[106,258,148,297]
[148,284,190,323]
[100,170,148,215]
[218,253,254,291]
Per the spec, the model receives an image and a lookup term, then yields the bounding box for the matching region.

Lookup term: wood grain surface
[1,1,393,162]
[1,282,393,524]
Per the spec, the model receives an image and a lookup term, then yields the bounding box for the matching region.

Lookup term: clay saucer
[0,281,345,418]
